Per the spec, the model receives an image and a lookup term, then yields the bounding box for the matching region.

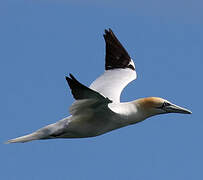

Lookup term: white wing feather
[90,68,137,103]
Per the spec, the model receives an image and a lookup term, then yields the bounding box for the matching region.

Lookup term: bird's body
[8,100,143,142]
[6,29,191,143]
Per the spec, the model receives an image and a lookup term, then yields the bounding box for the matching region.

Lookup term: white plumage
[90,68,136,103]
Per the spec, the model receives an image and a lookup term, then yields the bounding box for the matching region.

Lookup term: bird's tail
[5,131,45,144]
[5,117,70,144]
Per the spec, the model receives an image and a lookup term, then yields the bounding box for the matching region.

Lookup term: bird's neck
[109,101,150,125]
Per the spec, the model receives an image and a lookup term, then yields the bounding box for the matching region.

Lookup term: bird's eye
[163,102,171,107]
[157,102,171,109]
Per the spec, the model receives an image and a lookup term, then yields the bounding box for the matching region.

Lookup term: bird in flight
[6,29,191,143]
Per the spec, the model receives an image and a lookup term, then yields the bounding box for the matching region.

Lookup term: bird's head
[135,97,192,118]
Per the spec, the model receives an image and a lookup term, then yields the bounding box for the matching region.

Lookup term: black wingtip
[69,73,78,82]
[65,76,69,81]
[65,74,75,81]
[104,28,113,33]
[108,28,113,33]
[103,29,108,38]
[104,28,114,39]
[65,76,71,85]
[103,28,134,71]
[69,73,74,79]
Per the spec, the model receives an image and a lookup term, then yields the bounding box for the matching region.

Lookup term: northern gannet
[6,29,191,143]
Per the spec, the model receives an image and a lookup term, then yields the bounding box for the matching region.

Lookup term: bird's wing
[90,29,137,103]
[66,74,112,115]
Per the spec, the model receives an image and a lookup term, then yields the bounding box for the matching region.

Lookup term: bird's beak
[165,104,192,114]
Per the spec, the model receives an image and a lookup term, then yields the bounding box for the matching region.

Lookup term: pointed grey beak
[165,104,192,114]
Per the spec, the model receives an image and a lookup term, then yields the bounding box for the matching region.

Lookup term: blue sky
[1,0,203,179]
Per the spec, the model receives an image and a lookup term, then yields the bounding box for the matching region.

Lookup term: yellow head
[135,97,191,118]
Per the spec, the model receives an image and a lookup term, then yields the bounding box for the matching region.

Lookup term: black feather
[104,28,135,71]
[65,74,112,103]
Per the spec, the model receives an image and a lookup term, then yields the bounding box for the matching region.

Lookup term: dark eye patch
[163,102,171,107]
[157,102,171,109]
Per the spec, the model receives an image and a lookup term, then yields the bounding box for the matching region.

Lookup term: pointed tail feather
[5,117,71,144]
[5,132,44,144]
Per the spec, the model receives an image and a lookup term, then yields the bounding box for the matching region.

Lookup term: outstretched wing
[90,29,137,103]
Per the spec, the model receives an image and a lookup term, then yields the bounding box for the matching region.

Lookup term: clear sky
[1,0,203,179]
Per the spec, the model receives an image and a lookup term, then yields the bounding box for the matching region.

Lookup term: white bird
[6,29,191,143]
